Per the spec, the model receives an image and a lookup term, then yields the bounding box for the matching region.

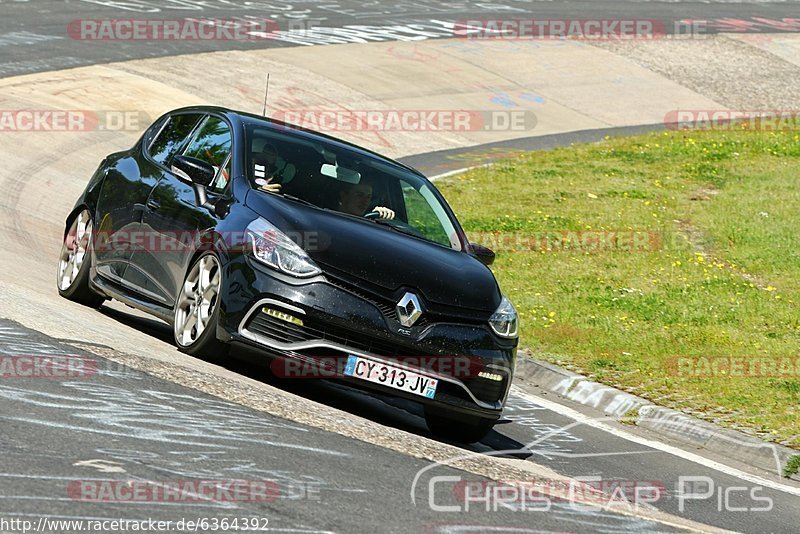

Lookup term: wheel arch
[62,204,91,238]
[175,236,231,349]
[182,230,234,342]
[62,159,112,238]
[183,229,232,276]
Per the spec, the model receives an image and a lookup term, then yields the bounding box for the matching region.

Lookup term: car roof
[168,105,427,179]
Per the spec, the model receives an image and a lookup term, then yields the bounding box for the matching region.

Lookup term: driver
[254,143,296,193]
[338,179,395,220]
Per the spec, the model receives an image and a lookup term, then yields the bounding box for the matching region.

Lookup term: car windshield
[245,124,462,250]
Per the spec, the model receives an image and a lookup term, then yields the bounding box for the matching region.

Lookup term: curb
[512,355,800,483]
[399,122,668,178]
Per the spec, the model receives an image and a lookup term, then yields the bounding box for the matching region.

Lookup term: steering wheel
[364,211,382,220]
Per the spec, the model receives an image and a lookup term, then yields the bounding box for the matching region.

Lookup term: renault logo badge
[396,292,423,327]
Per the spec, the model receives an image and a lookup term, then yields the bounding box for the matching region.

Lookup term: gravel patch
[592,35,800,109]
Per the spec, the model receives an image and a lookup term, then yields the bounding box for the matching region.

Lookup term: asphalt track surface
[2,1,800,533]
[1,0,800,78]
[0,319,690,533]
[398,123,670,177]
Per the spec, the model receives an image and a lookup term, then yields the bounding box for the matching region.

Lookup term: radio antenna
[261,73,271,117]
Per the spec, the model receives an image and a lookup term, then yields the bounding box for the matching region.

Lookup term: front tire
[57,209,105,308]
[424,406,498,443]
[173,252,229,362]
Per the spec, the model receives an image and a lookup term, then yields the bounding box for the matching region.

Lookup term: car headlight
[489,295,518,338]
[245,218,321,278]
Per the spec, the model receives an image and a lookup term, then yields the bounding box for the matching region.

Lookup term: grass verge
[784,455,800,478]
[437,128,800,448]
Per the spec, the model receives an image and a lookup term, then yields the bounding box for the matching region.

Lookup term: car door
[111,112,204,303]
[128,114,233,307]
[92,116,180,284]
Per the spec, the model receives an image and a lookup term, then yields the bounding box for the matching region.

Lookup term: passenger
[254,143,296,193]
[338,179,395,220]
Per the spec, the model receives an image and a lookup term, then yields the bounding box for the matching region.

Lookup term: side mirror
[470,243,495,266]
[172,155,216,187]
[172,155,217,211]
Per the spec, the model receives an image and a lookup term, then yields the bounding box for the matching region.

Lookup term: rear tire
[173,252,229,363]
[57,209,105,308]
[424,406,497,443]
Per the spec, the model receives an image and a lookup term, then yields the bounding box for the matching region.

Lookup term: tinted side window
[143,116,167,148]
[148,114,202,165]
[208,157,232,195]
[184,116,232,167]
[400,179,451,247]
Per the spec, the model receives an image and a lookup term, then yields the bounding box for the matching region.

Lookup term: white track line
[513,388,800,497]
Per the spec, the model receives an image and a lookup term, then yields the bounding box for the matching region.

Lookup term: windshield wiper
[371,218,423,239]
[259,188,320,209]
[282,194,317,208]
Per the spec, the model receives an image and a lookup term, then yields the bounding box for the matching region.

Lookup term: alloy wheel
[57,210,93,291]
[174,255,221,347]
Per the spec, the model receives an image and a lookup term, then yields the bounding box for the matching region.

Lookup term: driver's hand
[259,183,281,193]
[374,206,395,220]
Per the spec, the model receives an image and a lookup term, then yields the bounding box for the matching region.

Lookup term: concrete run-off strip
[0,35,731,326]
[0,37,724,159]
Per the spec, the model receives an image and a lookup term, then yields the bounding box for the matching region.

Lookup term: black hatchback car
[57,106,518,442]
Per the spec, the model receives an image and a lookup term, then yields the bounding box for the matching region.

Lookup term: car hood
[245,190,501,312]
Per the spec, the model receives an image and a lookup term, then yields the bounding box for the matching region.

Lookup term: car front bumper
[220,255,517,420]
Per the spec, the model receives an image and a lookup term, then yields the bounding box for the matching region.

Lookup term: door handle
[146,198,161,211]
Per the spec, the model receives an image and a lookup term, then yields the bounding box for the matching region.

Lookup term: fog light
[264,307,304,326]
[478,371,503,382]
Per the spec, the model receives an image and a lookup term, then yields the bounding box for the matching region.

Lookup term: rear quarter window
[148,114,202,166]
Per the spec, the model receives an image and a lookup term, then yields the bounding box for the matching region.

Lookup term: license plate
[343,355,438,399]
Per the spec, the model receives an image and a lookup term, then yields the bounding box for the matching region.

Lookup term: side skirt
[90,270,174,324]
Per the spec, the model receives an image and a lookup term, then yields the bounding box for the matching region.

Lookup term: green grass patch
[784,455,800,478]
[438,129,800,448]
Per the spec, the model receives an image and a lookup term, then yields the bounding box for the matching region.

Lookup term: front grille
[244,306,504,406]
[324,276,431,329]
[320,266,490,327]
[246,309,428,359]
